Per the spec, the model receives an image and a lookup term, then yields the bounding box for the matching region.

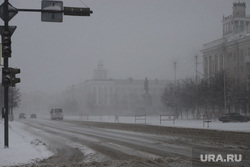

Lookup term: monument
[142,78,152,107]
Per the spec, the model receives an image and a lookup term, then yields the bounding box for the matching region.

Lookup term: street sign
[64,7,92,16]
[0,2,18,22]
[41,1,63,22]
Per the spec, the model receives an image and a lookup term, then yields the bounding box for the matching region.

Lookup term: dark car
[19,113,26,119]
[30,114,37,118]
[245,115,250,121]
[219,113,249,123]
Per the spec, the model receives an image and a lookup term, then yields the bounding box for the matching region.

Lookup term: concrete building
[202,2,250,89]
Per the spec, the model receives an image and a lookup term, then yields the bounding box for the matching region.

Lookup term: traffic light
[10,67,20,87]
[1,30,12,58]
[2,68,11,86]
[64,7,93,16]
[2,67,20,87]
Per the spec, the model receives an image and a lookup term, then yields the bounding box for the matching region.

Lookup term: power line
[78,0,89,8]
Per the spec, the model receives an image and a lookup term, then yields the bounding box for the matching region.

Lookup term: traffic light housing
[10,67,21,87]
[2,67,20,87]
[2,68,11,86]
[1,30,12,58]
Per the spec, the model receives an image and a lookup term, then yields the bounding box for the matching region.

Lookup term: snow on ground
[0,120,53,167]
[67,115,250,132]
[0,115,250,167]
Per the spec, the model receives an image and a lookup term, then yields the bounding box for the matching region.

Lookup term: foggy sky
[1,0,249,94]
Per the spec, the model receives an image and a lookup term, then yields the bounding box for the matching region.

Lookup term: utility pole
[222,38,227,114]
[195,55,198,85]
[174,61,177,88]
[173,61,177,118]
[1,0,16,148]
[0,0,93,148]
[195,55,200,116]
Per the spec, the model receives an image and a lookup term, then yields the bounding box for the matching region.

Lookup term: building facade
[54,62,170,115]
[80,62,169,115]
[202,2,250,89]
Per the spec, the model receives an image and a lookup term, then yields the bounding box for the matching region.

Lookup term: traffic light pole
[4,71,9,148]
[0,0,92,148]
[3,0,9,148]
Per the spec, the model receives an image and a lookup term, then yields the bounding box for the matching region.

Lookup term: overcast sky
[1,0,249,94]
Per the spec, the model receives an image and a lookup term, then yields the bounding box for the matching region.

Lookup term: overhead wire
[78,0,89,8]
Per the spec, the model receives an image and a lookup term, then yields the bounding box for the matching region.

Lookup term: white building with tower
[57,62,170,115]
[203,1,250,89]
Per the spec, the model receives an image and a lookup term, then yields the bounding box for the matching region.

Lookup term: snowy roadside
[66,115,250,132]
[0,116,250,167]
[0,120,53,167]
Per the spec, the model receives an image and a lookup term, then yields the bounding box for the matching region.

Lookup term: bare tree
[9,87,21,121]
[162,71,249,119]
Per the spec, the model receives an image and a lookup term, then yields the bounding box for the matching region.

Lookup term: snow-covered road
[1,117,250,167]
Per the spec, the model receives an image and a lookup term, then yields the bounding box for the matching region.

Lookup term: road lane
[19,119,250,167]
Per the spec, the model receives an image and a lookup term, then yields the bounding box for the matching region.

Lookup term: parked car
[19,113,26,119]
[30,114,37,118]
[219,113,249,123]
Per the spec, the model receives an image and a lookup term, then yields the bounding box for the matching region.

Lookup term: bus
[50,108,63,120]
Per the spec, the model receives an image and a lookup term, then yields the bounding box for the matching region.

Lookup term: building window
[247,22,250,32]
[204,57,208,75]
[234,67,237,76]
[228,52,232,62]
[247,63,250,73]
[209,56,213,75]
[219,54,223,71]
[240,21,244,31]
[214,54,218,72]
[240,50,243,61]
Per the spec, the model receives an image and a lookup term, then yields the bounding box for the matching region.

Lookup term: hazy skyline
[1,0,249,94]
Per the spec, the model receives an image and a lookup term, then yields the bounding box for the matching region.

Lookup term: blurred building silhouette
[59,62,170,115]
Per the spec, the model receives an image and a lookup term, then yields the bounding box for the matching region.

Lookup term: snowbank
[67,115,250,132]
[0,120,53,167]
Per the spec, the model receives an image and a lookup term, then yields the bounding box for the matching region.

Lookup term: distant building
[81,62,169,114]
[93,61,108,80]
[202,1,250,89]
[59,62,170,115]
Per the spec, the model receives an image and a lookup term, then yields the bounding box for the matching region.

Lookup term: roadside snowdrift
[0,120,53,167]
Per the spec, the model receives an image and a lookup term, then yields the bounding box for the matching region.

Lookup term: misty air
[0,0,250,167]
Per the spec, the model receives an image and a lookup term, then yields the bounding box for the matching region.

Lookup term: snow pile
[0,120,53,167]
